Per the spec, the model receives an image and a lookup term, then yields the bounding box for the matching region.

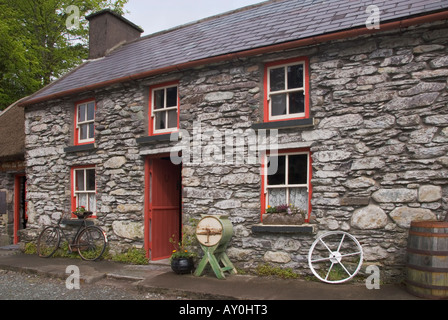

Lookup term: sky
[123,0,267,35]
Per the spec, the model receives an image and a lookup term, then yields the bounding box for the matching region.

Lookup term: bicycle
[37,211,107,261]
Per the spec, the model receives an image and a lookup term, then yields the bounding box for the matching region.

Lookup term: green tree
[0,0,128,110]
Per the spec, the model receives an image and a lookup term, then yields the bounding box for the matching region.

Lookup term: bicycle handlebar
[57,212,70,225]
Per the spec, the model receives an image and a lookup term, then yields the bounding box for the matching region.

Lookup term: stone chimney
[86,9,144,59]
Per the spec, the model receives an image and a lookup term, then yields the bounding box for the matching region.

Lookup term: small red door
[147,157,181,260]
[14,175,27,244]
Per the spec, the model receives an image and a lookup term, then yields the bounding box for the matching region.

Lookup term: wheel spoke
[319,238,333,254]
[336,233,346,252]
[77,226,107,261]
[310,256,332,263]
[340,251,361,258]
[325,262,336,281]
[37,227,60,258]
[338,261,353,277]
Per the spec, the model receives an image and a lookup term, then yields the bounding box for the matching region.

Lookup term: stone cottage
[17,1,448,281]
[0,99,27,246]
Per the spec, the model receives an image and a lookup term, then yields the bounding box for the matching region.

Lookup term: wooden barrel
[406,221,448,299]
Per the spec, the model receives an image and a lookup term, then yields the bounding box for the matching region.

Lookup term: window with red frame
[262,150,311,218]
[149,83,179,135]
[72,167,96,214]
[75,100,95,145]
[264,57,309,122]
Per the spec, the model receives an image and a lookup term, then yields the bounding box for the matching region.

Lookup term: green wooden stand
[194,215,237,280]
[194,243,237,279]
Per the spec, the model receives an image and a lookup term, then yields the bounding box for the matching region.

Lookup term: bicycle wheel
[76,226,107,261]
[308,231,363,284]
[37,226,61,258]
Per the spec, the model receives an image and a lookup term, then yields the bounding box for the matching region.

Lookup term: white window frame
[151,84,179,134]
[267,61,306,121]
[264,151,310,208]
[73,167,96,213]
[76,101,95,144]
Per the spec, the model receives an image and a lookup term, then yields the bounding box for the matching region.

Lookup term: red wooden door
[148,158,181,260]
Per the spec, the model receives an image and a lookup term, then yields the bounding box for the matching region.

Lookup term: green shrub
[256,263,300,279]
[24,242,37,255]
[111,248,148,265]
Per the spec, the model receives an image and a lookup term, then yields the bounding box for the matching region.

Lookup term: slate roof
[22,0,448,105]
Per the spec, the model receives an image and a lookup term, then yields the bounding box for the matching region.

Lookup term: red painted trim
[263,56,310,123]
[148,81,180,136]
[20,11,448,108]
[70,165,96,219]
[144,154,182,260]
[260,148,312,222]
[13,174,25,244]
[144,157,151,259]
[308,150,313,221]
[260,152,266,223]
[74,99,96,146]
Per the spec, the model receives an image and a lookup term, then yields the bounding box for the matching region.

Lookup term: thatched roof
[0,99,26,161]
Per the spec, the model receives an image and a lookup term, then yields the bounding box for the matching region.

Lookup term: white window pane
[289,91,305,114]
[269,67,285,91]
[168,110,177,128]
[78,104,86,122]
[76,170,85,191]
[154,89,164,110]
[88,123,95,139]
[78,193,87,208]
[287,64,304,89]
[289,188,308,211]
[155,111,166,130]
[271,94,286,116]
[80,124,88,140]
[166,86,178,107]
[267,155,285,185]
[87,102,95,120]
[268,188,287,207]
[86,169,95,191]
[88,193,96,212]
[288,154,308,185]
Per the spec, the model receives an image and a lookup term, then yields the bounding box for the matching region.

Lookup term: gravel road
[0,269,184,300]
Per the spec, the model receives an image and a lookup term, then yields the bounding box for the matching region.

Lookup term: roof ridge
[135,0,279,42]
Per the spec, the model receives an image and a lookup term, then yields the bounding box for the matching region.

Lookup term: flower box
[263,204,306,225]
[262,213,305,225]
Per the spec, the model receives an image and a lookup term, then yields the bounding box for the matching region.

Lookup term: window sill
[64,143,96,153]
[251,224,316,235]
[136,132,179,145]
[61,218,94,226]
[252,118,315,130]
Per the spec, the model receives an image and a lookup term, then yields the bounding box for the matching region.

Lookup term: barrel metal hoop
[407,247,448,256]
[409,230,448,238]
[406,279,448,291]
[407,263,448,273]
[410,221,448,228]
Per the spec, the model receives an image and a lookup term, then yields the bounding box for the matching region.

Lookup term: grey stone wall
[23,21,448,281]
[23,83,149,253]
[0,171,15,245]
